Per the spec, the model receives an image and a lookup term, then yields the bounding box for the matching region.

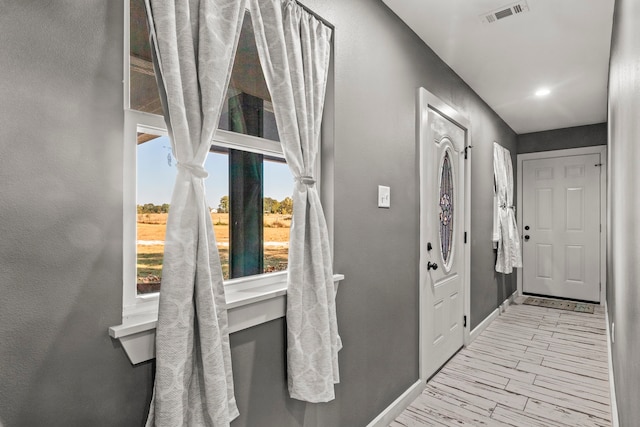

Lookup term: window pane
[136,133,175,294]
[205,150,230,280]
[136,135,230,294]
[130,0,163,114]
[129,6,279,140]
[263,158,293,273]
[135,140,292,291]
[218,13,279,141]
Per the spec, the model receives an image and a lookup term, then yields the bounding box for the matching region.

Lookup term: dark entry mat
[523,297,595,314]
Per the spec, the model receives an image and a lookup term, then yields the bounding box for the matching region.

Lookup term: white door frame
[417,88,471,381]
[516,146,607,305]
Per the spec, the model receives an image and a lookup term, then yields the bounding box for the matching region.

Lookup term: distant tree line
[216,196,293,214]
[263,196,293,214]
[138,197,294,215]
[137,203,170,214]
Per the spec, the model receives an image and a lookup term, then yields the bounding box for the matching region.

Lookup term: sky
[137,135,293,207]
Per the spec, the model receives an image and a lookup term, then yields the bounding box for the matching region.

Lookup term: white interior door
[420,96,466,380]
[522,154,601,302]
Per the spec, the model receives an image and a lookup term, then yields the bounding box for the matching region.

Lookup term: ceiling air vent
[481,1,530,24]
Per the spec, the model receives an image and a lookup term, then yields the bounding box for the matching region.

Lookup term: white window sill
[109,273,345,364]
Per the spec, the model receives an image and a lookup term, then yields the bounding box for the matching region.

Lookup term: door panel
[536,244,553,279]
[420,104,466,380]
[536,188,553,230]
[566,187,584,230]
[565,245,584,282]
[522,154,601,302]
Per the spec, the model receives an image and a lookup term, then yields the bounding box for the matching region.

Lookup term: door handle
[524,235,530,241]
[427,261,438,271]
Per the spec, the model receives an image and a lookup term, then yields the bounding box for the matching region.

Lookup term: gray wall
[517,123,607,154]
[0,0,517,426]
[0,1,154,426]
[607,0,640,425]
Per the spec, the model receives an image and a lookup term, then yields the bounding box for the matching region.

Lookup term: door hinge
[464,231,468,243]
[464,145,474,159]
[463,315,467,328]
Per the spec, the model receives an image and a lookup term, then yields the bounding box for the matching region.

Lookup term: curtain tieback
[296,175,316,186]
[500,204,516,212]
[177,162,209,179]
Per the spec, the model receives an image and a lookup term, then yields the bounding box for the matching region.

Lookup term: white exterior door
[522,154,602,302]
[419,91,466,380]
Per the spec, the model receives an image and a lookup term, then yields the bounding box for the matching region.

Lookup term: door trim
[417,88,471,381]
[516,146,607,305]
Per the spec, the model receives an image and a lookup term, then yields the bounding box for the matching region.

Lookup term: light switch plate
[378,185,390,208]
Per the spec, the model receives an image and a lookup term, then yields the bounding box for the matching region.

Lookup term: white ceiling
[381,0,615,134]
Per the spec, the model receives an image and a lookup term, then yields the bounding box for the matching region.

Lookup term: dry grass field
[137,213,290,289]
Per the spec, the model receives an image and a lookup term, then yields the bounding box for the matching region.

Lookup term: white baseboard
[500,290,518,313]
[605,302,620,427]
[366,380,425,427]
[470,308,499,343]
[469,290,518,344]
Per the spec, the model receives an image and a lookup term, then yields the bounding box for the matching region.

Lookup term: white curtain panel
[493,142,522,274]
[249,0,340,402]
[144,0,246,425]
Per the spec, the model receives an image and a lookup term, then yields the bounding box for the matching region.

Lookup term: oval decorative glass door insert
[439,151,454,265]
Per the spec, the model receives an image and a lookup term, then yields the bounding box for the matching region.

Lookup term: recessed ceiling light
[535,88,551,97]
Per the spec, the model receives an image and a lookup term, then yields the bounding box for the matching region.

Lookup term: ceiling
[381,0,615,134]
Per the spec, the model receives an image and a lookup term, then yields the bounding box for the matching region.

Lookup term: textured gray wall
[517,123,607,154]
[0,0,517,425]
[0,1,154,426]
[607,0,640,425]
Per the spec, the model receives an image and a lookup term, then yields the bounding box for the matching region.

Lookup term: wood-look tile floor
[392,299,612,426]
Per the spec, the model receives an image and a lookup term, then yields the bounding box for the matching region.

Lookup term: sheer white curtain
[249,0,340,402]
[144,0,246,425]
[493,142,522,274]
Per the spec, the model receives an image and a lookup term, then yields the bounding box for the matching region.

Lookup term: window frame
[122,111,168,322]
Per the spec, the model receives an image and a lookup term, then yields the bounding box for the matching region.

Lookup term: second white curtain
[249,0,340,402]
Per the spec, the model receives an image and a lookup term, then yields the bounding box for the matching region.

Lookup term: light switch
[378,185,390,208]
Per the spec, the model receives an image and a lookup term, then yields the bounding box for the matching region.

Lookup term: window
[112,0,339,364]
[125,1,295,311]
